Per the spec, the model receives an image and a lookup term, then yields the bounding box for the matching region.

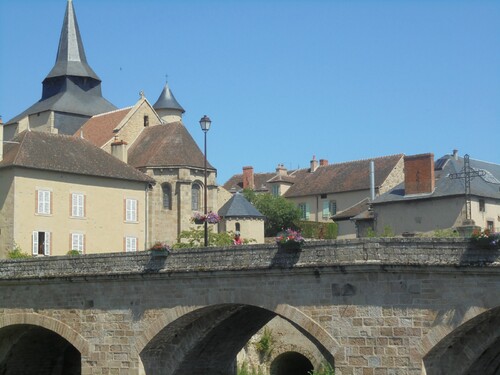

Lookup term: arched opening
[162,183,172,210]
[235,222,241,232]
[139,304,334,375]
[0,324,81,374]
[423,306,500,375]
[270,352,313,375]
[191,183,201,211]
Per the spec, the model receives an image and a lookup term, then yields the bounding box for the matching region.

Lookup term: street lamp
[199,115,211,247]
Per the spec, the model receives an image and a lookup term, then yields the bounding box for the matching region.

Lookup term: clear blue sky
[1,0,498,185]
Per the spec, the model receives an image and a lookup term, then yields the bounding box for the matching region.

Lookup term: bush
[298,221,338,239]
[7,244,30,259]
[254,328,275,358]
[172,228,254,249]
[67,250,81,256]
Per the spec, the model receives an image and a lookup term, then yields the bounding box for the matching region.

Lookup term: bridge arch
[421,306,500,375]
[0,312,90,356]
[136,303,338,375]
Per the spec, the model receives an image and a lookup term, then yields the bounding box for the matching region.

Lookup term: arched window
[162,183,172,210]
[235,222,241,232]
[191,183,201,211]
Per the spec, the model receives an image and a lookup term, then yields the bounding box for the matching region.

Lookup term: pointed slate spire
[153,82,185,114]
[44,0,100,81]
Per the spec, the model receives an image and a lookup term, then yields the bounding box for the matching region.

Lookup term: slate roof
[373,154,500,204]
[284,154,404,198]
[218,192,265,218]
[153,82,185,113]
[0,131,154,184]
[6,0,116,126]
[76,108,132,147]
[127,122,215,170]
[331,198,371,221]
[223,172,277,193]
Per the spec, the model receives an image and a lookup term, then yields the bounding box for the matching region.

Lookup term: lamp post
[199,115,211,247]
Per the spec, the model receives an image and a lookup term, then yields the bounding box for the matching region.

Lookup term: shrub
[298,221,338,239]
[67,250,81,256]
[7,244,30,259]
[254,328,274,358]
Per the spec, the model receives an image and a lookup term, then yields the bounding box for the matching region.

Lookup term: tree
[243,189,301,237]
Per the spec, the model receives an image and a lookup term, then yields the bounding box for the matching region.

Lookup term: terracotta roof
[267,174,296,184]
[223,172,276,193]
[0,130,154,184]
[127,122,215,170]
[284,154,404,198]
[75,107,131,147]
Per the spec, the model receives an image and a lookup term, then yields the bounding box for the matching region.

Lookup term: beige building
[0,130,153,258]
[224,155,405,238]
[363,152,500,236]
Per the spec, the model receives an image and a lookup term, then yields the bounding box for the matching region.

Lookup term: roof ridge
[91,107,132,118]
[324,153,404,167]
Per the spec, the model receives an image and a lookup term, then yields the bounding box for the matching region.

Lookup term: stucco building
[0,130,153,258]
[360,151,500,236]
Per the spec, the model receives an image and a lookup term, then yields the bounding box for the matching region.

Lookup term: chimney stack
[453,149,459,160]
[310,155,318,172]
[243,166,255,190]
[276,164,287,176]
[404,153,435,195]
[111,139,128,163]
[319,159,328,167]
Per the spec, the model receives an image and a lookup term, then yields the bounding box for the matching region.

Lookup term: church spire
[153,81,185,124]
[44,0,99,81]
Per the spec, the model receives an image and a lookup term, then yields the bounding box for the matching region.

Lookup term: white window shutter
[32,231,38,255]
[44,232,51,256]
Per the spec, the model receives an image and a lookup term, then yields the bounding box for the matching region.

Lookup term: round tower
[153,82,185,124]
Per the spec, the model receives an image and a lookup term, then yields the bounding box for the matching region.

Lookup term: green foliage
[237,361,261,375]
[172,228,254,249]
[298,221,338,239]
[243,189,301,236]
[432,228,459,238]
[308,361,335,375]
[363,225,394,238]
[67,250,81,256]
[254,328,275,357]
[7,243,30,259]
[365,227,377,238]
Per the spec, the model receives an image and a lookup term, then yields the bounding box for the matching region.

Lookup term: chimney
[276,164,287,176]
[452,149,458,160]
[404,153,435,195]
[319,159,328,167]
[310,155,318,172]
[111,139,128,163]
[243,166,255,190]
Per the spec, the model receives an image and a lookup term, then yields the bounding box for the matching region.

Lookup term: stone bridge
[0,238,499,375]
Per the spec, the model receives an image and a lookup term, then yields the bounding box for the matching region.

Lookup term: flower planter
[194,219,204,225]
[278,242,303,251]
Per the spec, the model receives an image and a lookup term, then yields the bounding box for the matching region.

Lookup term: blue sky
[1,0,498,184]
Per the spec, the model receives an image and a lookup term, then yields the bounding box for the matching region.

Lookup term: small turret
[153,82,185,124]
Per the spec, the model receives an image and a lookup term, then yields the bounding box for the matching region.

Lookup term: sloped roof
[0,130,154,184]
[223,172,276,193]
[332,198,370,221]
[374,154,500,204]
[127,122,215,170]
[284,154,404,198]
[76,107,131,147]
[218,192,265,218]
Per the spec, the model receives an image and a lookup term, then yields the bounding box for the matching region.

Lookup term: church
[1,0,242,248]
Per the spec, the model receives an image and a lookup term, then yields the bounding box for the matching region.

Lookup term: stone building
[359,151,500,236]
[0,130,153,258]
[3,0,116,140]
[224,154,405,238]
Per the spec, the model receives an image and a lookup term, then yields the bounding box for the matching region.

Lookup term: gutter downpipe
[370,160,375,201]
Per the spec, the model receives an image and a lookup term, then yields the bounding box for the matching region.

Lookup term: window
[71,193,85,217]
[37,189,51,214]
[162,184,172,210]
[487,221,494,232]
[125,236,137,252]
[192,184,201,211]
[298,203,310,220]
[479,199,485,212]
[32,231,50,256]
[144,115,149,127]
[235,222,241,232]
[272,185,279,197]
[322,201,330,219]
[125,199,138,222]
[329,200,337,216]
[71,233,84,253]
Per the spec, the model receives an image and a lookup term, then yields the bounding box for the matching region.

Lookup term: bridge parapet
[1,238,498,281]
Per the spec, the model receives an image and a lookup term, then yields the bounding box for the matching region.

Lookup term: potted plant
[471,229,500,250]
[276,228,305,251]
[192,211,221,225]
